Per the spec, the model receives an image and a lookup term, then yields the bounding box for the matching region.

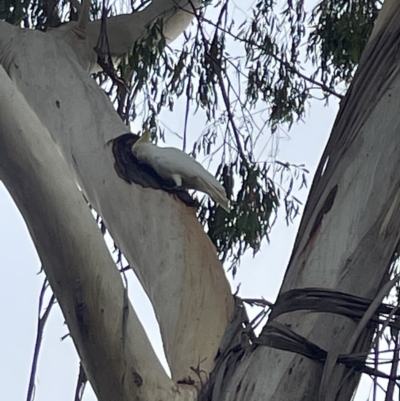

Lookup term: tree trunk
[206,1,400,400]
[0,65,197,400]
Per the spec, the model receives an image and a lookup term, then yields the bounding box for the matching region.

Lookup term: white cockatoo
[131,130,230,212]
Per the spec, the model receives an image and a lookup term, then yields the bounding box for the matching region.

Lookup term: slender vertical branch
[190,0,249,166]
[26,279,56,401]
[74,363,87,401]
[183,72,191,152]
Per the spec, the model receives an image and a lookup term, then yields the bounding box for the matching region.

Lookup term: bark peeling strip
[268,287,400,327]
[379,187,400,235]
[255,320,390,380]
[199,299,251,400]
[308,184,338,242]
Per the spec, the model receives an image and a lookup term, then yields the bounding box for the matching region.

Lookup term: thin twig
[373,337,379,401]
[187,7,343,99]
[183,72,192,152]
[193,1,249,166]
[26,280,56,401]
[66,0,81,12]
[384,330,398,401]
[241,297,274,308]
[74,363,87,401]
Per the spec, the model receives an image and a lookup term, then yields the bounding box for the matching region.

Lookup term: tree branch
[85,0,201,71]
[0,65,196,400]
[198,13,343,99]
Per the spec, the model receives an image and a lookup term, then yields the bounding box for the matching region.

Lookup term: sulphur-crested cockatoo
[131,130,230,212]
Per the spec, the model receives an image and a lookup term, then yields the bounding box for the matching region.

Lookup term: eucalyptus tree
[2,0,398,400]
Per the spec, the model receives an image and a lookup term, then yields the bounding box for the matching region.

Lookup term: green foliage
[307,0,380,86]
[199,161,279,276]
[0,0,30,25]
[243,0,308,126]
[196,159,307,271]
[0,0,101,29]
[1,0,64,29]
[0,0,381,270]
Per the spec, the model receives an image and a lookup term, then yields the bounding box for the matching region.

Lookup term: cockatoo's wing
[158,148,230,212]
[132,142,230,212]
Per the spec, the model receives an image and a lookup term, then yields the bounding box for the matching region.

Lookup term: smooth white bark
[209,2,400,399]
[0,66,196,401]
[86,0,201,60]
[0,0,233,388]
[59,0,201,72]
